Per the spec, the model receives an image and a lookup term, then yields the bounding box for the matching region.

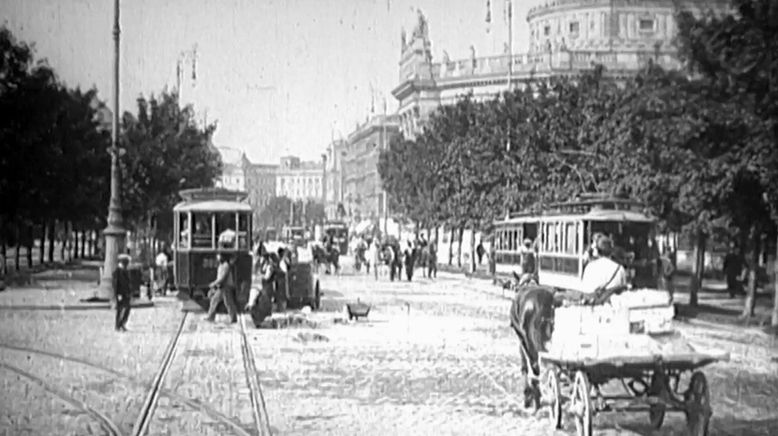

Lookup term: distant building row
[215,147,326,217]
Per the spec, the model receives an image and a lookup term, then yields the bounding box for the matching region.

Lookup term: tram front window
[178,214,190,249]
[589,221,651,261]
[216,213,237,249]
[237,213,249,249]
[193,214,213,248]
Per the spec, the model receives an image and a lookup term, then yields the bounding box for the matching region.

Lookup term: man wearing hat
[205,253,238,323]
[581,236,630,300]
[518,238,537,286]
[113,254,132,331]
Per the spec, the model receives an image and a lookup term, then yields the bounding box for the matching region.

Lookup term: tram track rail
[0,308,272,436]
[0,360,122,436]
[130,312,189,436]
[239,313,273,436]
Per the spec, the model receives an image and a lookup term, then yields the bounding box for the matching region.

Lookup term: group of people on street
[244,240,293,325]
[349,234,438,282]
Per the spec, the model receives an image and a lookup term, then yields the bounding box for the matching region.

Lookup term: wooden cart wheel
[540,368,562,430]
[685,372,711,436]
[648,372,666,429]
[572,371,593,436]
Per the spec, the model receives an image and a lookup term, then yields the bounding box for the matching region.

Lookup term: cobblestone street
[1,264,777,435]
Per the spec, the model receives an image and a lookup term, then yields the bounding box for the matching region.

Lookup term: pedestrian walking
[155,249,169,295]
[404,240,415,282]
[113,254,132,331]
[205,253,238,324]
[659,245,676,302]
[476,241,485,265]
[427,242,438,279]
[723,242,745,298]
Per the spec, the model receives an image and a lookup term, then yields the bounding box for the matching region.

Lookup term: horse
[508,272,557,409]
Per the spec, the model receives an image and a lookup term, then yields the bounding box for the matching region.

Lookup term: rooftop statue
[412,9,428,39]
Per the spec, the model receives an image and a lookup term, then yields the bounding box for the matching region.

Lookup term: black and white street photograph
[1,0,777,435]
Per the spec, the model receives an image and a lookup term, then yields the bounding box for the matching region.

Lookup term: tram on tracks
[493,193,659,291]
[173,188,253,309]
[499,194,728,436]
[322,220,349,254]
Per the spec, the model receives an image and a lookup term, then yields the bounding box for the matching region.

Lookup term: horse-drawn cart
[519,289,729,436]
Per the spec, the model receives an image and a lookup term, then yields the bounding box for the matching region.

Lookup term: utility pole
[504,0,514,218]
[382,94,389,237]
[98,0,125,302]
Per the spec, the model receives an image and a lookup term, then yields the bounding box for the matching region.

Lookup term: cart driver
[580,236,630,304]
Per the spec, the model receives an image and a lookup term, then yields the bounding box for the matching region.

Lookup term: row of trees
[0,27,222,273]
[377,0,778,326]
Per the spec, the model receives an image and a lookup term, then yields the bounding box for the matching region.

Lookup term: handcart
[519,289,729,436]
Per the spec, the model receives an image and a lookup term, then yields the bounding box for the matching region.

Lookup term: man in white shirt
[581,236,630,299]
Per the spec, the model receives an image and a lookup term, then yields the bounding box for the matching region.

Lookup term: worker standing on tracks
[113,254,132,331]
[205,253,238,324]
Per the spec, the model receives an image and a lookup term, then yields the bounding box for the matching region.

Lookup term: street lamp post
[98,0,126,303]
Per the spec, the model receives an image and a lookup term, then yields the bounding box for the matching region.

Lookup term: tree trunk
[770,233,778,330]
[456,227,464,268]
[742,228,760,318]
[434,227,439,246]
[80,230,86,259]
[26,224,33,268]
[15,223,21,271]
[48,221,55,263]
[448,228,454,266]
[59,222,66,262]
[689,231,707,307]
[469,229,477,274]
[39,221,46,265]
[0,218,6,276]
[74,228,80,260]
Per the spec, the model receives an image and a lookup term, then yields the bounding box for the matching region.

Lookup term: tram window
[192,214,213,248]
[178,214,190,249]
[216,213,237,249]
[565,222,576,254]
[237,213,249,249]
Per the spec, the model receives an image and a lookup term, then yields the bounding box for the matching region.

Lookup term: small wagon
[521,289,729,436]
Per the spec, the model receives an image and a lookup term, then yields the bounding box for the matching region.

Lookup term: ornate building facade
[341,115,401,223]
[323,139,347,220]
[392,1,729,137]
[215,147,246,192]
[275,156,325,202]
[243,160,278,223]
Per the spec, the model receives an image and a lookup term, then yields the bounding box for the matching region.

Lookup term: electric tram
[323,220,349,254]
[173,188,253,309]
[493,194,659,292]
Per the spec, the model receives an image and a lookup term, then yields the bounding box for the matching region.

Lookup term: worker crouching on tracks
[205,253,238,324]
[246,251,274,327]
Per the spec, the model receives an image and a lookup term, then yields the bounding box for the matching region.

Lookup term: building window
[569,21,579,35]
[639,18,654,32]
[544,25,550,36]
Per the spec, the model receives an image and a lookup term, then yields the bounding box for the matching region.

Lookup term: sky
[1,0,531,165]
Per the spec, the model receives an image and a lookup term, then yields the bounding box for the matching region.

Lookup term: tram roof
[173,200,253,213]
[495,208,655,224]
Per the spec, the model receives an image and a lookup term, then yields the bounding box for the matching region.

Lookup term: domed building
[392,1,729,138]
